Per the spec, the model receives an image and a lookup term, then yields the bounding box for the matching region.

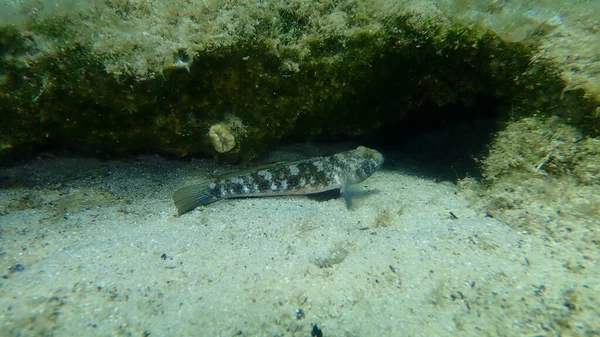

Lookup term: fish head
[346,146,384,184]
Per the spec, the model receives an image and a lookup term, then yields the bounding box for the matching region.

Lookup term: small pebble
[9,264,24,273]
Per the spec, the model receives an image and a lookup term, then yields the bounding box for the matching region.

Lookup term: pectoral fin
[341,182,360,210]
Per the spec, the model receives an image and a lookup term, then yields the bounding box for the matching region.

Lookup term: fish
[173,146,384,215]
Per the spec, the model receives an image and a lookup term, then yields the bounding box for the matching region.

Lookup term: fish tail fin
[173,184,218,215]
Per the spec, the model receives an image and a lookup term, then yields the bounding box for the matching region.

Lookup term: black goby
[173,146,384,215]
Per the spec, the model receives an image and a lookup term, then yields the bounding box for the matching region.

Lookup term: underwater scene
[1,0,599,336]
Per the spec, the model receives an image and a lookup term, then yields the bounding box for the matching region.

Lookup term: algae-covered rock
[0,0,599,162]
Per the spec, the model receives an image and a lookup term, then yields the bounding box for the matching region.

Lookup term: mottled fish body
[173,146,384,215]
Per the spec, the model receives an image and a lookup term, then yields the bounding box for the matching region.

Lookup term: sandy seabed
[0,145,597,337]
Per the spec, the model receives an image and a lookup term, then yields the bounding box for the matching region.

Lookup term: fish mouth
[366,148,384,168]
[375,152,384,167]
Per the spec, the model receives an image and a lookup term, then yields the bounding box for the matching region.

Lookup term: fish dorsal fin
[213,157,322,180]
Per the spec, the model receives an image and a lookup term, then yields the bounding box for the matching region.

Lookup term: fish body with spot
[173,146,384,215]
